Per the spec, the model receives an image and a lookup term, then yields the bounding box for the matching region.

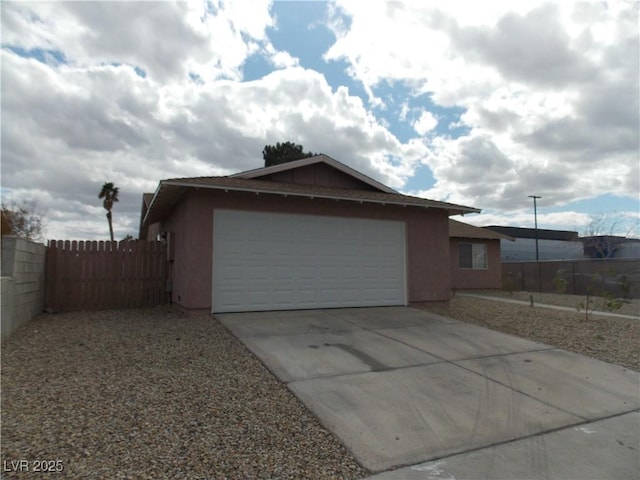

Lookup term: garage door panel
[272,289,295,303]
[213,210,406,313]
[216,291,243,309]
[297,289,317,303]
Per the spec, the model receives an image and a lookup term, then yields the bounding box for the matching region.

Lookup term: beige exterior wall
[449,238,502,290]
[159,189,453,313]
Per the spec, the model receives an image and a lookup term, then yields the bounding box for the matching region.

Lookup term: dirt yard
[420,291,639,372]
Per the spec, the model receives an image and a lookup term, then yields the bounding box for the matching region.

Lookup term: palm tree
[98,182,119,241]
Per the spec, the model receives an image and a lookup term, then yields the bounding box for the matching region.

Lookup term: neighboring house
[139,154,479,314]
[483,226,585,262]
[616,239,640,259]
[449,220,513,290]
[581,235,640,259]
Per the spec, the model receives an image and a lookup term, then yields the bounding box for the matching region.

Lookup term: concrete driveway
[217,307,640,478]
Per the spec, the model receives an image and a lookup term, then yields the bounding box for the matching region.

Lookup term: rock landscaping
[420,291,639,371]
[2,293,637,478]
[1,307,368,480]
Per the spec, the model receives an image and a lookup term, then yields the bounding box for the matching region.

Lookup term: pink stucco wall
[449,238,502,290]
[159,189,452,313]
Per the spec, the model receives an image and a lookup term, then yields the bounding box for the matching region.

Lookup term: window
[459,243,487,269]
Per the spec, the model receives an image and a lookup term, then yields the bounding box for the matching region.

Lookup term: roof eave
[139,181,183,239]
[452,234,514,241]
[140,183,163,227]
[448,207,481,216]
[141,181,479,225]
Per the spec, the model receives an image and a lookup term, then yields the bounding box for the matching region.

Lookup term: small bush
[552,270,568,294]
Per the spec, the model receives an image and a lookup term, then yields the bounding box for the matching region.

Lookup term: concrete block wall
[1,236,47,341]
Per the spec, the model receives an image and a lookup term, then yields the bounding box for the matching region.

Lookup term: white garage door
[212,210,406,313]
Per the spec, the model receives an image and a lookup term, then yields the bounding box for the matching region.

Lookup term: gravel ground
[1,307,369,480]
[461,289,640,316]
[419,292,639,372]
[3,297,638,478]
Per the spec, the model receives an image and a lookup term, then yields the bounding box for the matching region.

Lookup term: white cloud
[413,111,438,135]
[1,1,275,83]
[267,47,300,69]
[2,0,637,242]
[2,47,422,239]
[327,1,639,210]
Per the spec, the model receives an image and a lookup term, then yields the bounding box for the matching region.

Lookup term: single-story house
[449,219,514,290]
[139,154,479,314]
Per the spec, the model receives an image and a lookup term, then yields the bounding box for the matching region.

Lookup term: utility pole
[528,195,541,261]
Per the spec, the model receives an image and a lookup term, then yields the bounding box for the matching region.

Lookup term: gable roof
[230,154,398,193]
[449,219,514,241]
[139,159,481,238]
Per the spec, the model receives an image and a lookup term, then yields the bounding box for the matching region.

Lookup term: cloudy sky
[2,0,638,241]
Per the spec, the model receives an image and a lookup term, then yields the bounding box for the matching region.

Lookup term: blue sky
[1,1,638,240]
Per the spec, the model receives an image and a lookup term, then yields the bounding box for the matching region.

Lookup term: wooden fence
[46,240,167,312]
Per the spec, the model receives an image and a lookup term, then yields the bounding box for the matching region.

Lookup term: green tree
[98,182,119,241]
[0,199,45,241]
[262,141,316,167]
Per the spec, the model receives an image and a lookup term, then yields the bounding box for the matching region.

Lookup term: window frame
[458,242,488,270]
